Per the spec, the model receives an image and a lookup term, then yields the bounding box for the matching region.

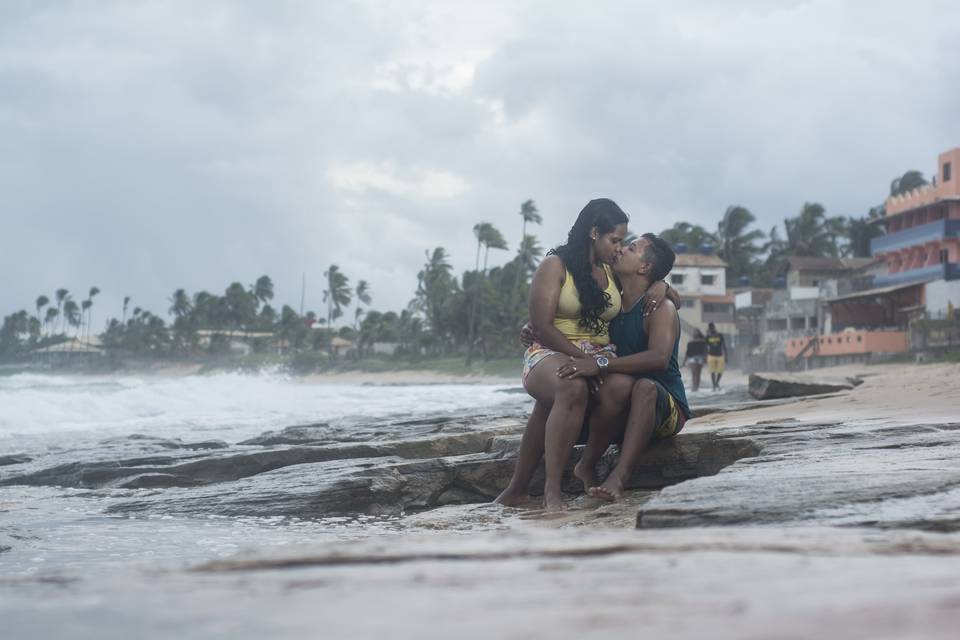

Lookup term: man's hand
[519,322,538,348]
[556,355,600,379]
[556,356,604,393]
[644,281,669,317]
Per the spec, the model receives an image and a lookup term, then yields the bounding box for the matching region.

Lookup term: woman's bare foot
[573,460,600,494]
[543,492,568,513]
[494,487,530,507]
[588,476,625,502]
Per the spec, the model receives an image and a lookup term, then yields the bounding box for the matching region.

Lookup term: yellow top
[553,264,622,345]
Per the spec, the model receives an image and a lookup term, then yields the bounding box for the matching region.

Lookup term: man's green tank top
[609,298,691,419]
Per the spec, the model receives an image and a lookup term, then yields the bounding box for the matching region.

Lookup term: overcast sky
[2,0,958,323]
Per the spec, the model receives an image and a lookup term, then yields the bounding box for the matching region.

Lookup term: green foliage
[323,264,352,325]
[844,215,883,258]
[715,206,766,284]
[890,170,929,197]
[660,222,717,251]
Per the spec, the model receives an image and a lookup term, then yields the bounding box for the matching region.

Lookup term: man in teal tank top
[555,233,690,501]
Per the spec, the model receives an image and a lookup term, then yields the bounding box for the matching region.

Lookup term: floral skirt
[521,340,616,387]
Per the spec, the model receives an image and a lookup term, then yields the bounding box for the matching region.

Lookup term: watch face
[596,356,609,367]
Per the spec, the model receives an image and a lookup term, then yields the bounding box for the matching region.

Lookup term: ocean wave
[0,372,527,444]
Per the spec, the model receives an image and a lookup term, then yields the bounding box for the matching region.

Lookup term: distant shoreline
[0,360,521,385]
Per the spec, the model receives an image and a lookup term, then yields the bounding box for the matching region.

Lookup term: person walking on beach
[555,234,691,502]
[682,329,706,392]
[705,322,726,391]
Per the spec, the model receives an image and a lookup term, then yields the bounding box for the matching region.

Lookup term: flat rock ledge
[748,372,861,399]
[637,419,960,531]
[0,414,759,519]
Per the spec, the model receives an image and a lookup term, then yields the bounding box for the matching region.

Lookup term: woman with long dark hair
[496,199,638,511]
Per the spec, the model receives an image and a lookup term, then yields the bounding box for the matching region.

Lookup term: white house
[669,253,736,341]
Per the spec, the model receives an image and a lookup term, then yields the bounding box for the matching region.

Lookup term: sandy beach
[693,361,960,431]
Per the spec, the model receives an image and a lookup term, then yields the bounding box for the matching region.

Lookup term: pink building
[873,148,960,287]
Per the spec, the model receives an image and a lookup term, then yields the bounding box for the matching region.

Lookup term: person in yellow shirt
[495,199,674,512]
[705,322,727,391]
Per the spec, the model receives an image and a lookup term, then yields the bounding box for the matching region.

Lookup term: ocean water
[0,372,533,578]
[0,371,530,451]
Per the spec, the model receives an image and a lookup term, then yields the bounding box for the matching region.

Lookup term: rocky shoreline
[3,363,960,639]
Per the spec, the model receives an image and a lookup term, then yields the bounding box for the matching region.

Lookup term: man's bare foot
[588,477,625,502]
[494,488,530,507]
[573,461,600,494]
[543,493,568,513]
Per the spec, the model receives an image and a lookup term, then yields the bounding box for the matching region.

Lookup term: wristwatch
[595,355,610,375]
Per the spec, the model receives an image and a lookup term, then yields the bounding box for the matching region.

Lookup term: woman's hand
[644,281,669,317]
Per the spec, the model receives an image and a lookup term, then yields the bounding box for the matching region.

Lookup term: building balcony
[873,263,960,288]
[871,219,960,254]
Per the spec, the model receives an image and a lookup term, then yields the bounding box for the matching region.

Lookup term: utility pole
[299,273,306,316]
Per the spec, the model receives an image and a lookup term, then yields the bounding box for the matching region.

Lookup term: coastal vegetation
[0,182,918,370]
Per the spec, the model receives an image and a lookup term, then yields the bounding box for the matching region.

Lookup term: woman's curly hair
[548,198,629,336]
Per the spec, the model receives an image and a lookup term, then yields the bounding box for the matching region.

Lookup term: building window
[789,317,806,330]
[811,279,819,286]
[768,318,787,331]
[808,316,818,328]
[942,249,949,264]
[682,299,696,309]
[671,274,685,285]
[945,162,952,183]
[702,274,716,285]
[703,303,731,313]
[857,336,862,342]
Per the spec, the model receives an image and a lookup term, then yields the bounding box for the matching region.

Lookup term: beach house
[787,147,960,366]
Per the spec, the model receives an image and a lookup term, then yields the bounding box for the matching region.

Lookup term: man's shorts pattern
[652,379,685,439]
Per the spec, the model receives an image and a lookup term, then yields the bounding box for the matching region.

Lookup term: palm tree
[44,307,59,336]
[660,222,718,251]
[55,288,69,334]
[353,280,371,329]
[122,296,131,325]
[63,298,81,338]
[514,200,542,289]
[413,247,456,353]
[890,170,929,197]
[224,282,257,332]
[479,224,508,273]
[251,275,274,310]
[844,215,883,258]
[715,206,766,282]
[782,202,846,258]
[518,199,542,238]
[81,299,92,341]
[35,295,49,336]
[467,223,508,364]
[322,265,352,326]
[169,288,194,352]
[85,287,100,341]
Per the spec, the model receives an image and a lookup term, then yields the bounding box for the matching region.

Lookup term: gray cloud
[2,0,958,323]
